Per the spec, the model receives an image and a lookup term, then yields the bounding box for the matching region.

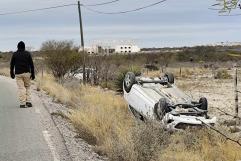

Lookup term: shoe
[26,102,33,107]
[20,105,26,108]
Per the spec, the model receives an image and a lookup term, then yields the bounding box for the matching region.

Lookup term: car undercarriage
[123,72,216,130]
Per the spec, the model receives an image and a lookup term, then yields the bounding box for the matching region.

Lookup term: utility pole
[234,67,239,125]
[78,1,86,84]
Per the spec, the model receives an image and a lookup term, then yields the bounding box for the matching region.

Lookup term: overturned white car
[123,72,216,130]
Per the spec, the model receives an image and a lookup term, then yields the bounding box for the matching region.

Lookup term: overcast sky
[0,0,241,51]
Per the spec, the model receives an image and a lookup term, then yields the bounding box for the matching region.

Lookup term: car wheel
[165,73,174,84]
[124,72,136,93]
[199,97,208,111]
[154,98,168,120]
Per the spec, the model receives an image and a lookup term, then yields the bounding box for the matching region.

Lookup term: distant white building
[85,44,140,55]
[115,45,140,54]
[85,45,114,55]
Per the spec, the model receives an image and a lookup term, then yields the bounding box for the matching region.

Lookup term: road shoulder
[32,85,106,161]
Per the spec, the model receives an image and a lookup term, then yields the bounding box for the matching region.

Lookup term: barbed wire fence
[234,67,239,124]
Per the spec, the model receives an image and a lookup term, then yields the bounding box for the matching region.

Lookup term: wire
[0,0,121,16]
[83,0,121,6]
[219,13,241,16]
[208,7,223,10]
[0,3,76,16]
[0,0,166,16]
[82,0,167,14]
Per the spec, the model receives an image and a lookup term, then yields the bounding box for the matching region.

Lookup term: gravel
[32,87,107,161]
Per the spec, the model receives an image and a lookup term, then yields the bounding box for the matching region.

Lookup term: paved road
[0,76,54,161]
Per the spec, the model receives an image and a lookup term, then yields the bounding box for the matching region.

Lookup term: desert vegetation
[2,41,241,89]
[215,69,233,79]
[34,41,241,90]
[40,40,83,82]
[35,72,241,161]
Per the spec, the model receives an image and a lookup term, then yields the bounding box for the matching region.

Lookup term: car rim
[125,75,131,87]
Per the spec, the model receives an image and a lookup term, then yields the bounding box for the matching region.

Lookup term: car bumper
[163,114,217,130]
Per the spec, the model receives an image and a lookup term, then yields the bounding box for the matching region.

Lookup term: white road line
[42,130,60,161]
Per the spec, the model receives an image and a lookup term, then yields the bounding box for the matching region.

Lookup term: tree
[212,0,240,13]
[41,40,83,82]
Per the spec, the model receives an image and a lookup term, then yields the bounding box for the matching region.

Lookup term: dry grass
[69,85,132,143]
[36,73,81,106]
[159,129,241,161]
[143,67,211,79]
[38,73,241,161]
[143,70,161,78]
[215,69,232,79]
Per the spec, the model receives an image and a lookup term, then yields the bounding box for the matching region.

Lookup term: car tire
[165,73,174,84]
[154,98,168,120]
[199,97,208,111]
[124,72,136,93]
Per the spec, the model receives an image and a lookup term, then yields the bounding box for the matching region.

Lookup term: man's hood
[17,41,25,51]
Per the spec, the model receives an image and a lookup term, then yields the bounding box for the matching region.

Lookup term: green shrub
[41,40,83,82]
[114,66,141,93]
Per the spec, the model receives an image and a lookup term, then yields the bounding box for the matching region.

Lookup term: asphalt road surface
[0,76,54,161]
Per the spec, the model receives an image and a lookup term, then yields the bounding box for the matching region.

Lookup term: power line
[0,0,121,16]
[220,13,241,16]
[83,0,121,6]
[208,7,241,16]
[0,0,166,16]
[0,3,76,16]
[208,6,239,11]
[82,0,167,14]
[208,7,223,10]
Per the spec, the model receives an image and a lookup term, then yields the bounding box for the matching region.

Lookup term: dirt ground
[178,79,233,120]
[174,68,241,137]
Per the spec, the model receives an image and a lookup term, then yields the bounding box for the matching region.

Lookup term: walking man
[10,41,35,108]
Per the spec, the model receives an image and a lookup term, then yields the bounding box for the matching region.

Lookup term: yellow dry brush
[37,73,241,161]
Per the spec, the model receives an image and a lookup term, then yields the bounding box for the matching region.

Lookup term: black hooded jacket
[10,42,35,75]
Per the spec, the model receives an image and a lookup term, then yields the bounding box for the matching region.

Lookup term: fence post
[234,67,239,125]
[179,67,182,77]
[41,62,44,79]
